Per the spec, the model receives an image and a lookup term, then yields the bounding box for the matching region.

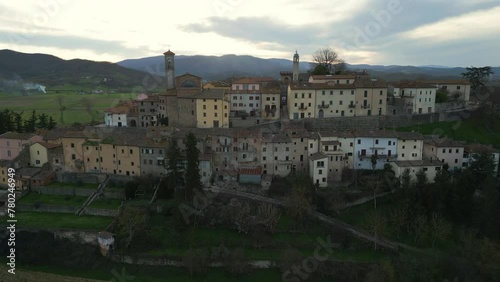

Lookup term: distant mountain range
[118,54,500,82]
[0,49,155,92]
[1,50,498,93]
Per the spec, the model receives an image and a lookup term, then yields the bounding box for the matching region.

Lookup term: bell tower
[292,50,299,82]
[164,50,176,90]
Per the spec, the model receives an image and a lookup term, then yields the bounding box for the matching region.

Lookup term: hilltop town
[2,50,494,188]
[1,50,499,281]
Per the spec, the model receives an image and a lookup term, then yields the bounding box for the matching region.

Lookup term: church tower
[292,51,299,82]
[164,50,176,89]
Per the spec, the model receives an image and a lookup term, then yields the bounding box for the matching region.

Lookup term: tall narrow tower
[292,51,299,82]
[164,50,176,90]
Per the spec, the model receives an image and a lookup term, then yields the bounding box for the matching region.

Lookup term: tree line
[0,109,56,135]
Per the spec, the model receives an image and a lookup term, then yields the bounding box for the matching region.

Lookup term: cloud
[401,6,500,42]
[0,30,144,59]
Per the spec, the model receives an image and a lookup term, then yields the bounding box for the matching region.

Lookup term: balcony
[298,105,308,111]
[362,104,371,109]
[357,152,397,159]
[348,103,356,108]
[318,104,330,109]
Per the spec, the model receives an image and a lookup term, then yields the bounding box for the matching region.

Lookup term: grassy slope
[18,193,88,207]
[0,92,137,125]
[0,212,111,230]
[397,113,500,149]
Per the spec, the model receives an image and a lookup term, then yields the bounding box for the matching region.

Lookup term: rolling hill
[0,49,159,91]
[118,54,500,82]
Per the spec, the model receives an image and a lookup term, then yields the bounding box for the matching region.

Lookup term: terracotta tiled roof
[393,81,436,89]
[397,131,424,140]
[193,88,226,99]
[163,50,175,56]
[239,166,262,175]
[424,138,466,148]
[0,132,37,140]
[464,143,500,154]
[310,152,327,161]
[393,160,442,167]
[33,142,61,149]
[311,74,357,80]
[232,77,276,84]
[421,79,470,85]
[17,167,42,177]
[104,105,131,114]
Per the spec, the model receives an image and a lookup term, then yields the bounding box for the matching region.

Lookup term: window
[456,149,459,153]
[71,143,75,148]
[263,156,266,161]
[364,91,368,97]
[322,90,325,95]
[449,149,452,153]
[233,103,237,107]
[233,96,237,100]
[255,96,259,100]
[286,147,290,152]
[357,140,361,144]
[379,99,383,105]
[249,103,253,107]
[72,154,76,160]
[203,105,206,110]
[319,169,322,175]
[203,112,207,117]
[36,160,40,164]
[442,149,446,153]
[130,149,133,154]
[249,96,254,100]
[308,93,312,98]
[339,101,343,105]
[375,139,379,145]
[350,142,353,147]
[310,143,313,148]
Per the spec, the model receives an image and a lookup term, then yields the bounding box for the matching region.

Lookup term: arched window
[180,79,197,88]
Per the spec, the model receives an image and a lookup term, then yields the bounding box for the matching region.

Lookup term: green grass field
[397,119,500,149]
[88,198,122,209]
[47,182,99,189]
[18,193,88,207]
[0,92,138,125]
[0,211,112,230]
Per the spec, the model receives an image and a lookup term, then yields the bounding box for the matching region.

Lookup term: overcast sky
[0,0,499,67]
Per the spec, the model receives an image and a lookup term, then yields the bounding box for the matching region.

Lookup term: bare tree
[364,210,388,251]
[55,96,66,124]
[80,97,97,122]
[310,47,346,75]
[390,207,407,239]
[116,206,147,249]
[412,215,428,244]
[429,213,452,247]
[285,183,311,221]
[256,203,281,234]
